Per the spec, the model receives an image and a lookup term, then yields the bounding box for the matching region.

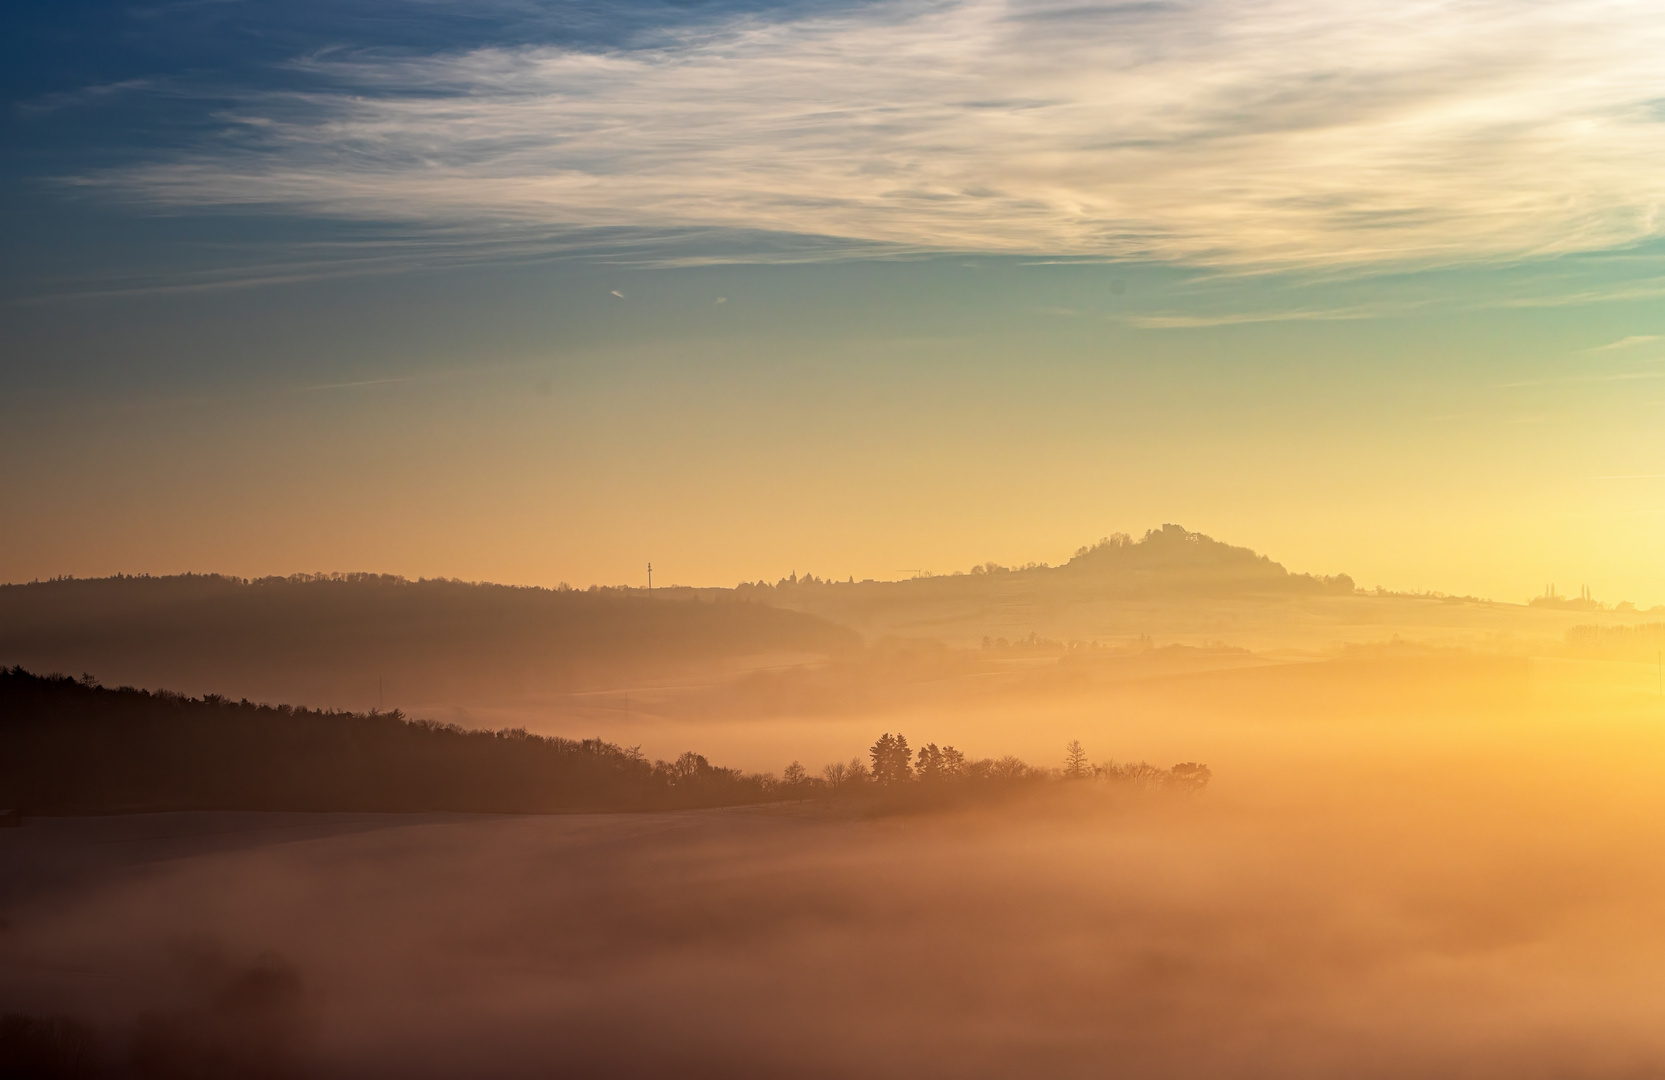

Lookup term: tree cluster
[775,734,1209,800]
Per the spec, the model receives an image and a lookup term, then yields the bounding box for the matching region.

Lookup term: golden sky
[5,0,1665,602]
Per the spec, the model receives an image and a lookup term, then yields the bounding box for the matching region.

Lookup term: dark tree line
[0,668,775,815]
[0,669,1211,818]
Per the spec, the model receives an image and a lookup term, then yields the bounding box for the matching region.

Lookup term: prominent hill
[749,525,1356,644]
[1054,525,1355,595]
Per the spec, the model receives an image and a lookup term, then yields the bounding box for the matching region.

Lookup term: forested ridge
[0,668,773,815]
[0,573,860,708]
[0,669,1209,817]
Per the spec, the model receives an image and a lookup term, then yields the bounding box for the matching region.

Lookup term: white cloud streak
[94,0,1665,268]
[1123,305,1391,328]
[1587,334,1662,351]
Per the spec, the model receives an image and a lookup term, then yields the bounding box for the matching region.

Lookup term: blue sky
[5,0,1665,599]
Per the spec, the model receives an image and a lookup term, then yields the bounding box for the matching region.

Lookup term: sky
[4,0,1665,602]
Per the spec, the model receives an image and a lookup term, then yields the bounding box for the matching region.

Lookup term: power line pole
[647,562,652,596]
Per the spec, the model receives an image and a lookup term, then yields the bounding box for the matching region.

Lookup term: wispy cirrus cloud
[1586,334,1662,351]
[1494,371,1665,389]
[86,0,1665,268]
[16,78,154,117]
[1123,305,1395,329]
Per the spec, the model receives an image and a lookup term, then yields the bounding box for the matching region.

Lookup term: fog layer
[6,659,1665,1077]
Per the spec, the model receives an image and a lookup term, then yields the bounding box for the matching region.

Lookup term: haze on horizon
[9,520,1665,1076]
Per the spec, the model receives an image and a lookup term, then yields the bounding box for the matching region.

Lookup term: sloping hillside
[0,574,859,710]
[0,668,773,814]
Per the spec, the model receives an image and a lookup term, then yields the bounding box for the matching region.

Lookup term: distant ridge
[0,574,859,709]
[0,527,1355,708]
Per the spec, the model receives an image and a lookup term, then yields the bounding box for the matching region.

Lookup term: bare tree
[1063,740,1090,779]
[1095,759,1210,792]
[821,757,870,791]
[664,751,710,784]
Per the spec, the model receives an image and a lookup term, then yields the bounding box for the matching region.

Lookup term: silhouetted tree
[1063,740,1090,779]
[868,733,912,784]
[661,751,711,783]
[1094,759,1211,793]
[986,755,1032,782]
[1167,762,1212,793]
[915,743,966,782]
[822,756,869,790]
